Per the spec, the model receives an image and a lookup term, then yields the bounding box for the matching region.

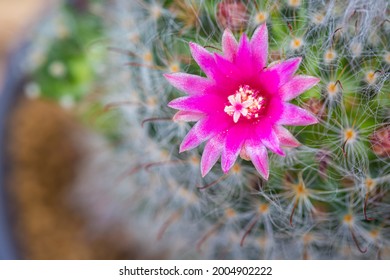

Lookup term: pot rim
[0,43,30,259]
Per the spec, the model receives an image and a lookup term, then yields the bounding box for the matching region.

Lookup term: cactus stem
[363,193,375,221]
[197,175,228,190]
[240,214,260,247]
[203,45,222,52]
[331,27,343,46]
[144,160,183,172]
[380,19,390,27]
[117,160,183,183]
[289,198,299,227]
[141,117,173,128]
[287,22,293,35]
[337,65,349,80]
[350,227,367,254]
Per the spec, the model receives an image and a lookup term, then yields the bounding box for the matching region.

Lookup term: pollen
[169,62,180,73]
[258,203,269,214]
[290,37,304,50]
[293,182,308,198]
[232,163,242,173]
[257,236,268,247]
[369,229,380,239]
[143,51,153,63]
[344,128,357,143]
[350,42,363,57]
[224,85,266,123]
[365,70,377,85]
[147,96,157,107]
[324,49,337,63]
[343,213,354,226]
[190,155,200,165]
[365,177,376,191]
[150,4,162,20]
[288,0,301,8]
[225,208,236,218]
[326,81,340,97]
[178,188,198,204]
[312,13,325,25]
[255,11,268,24]
[302,233,313,245]
[129,33,140,43]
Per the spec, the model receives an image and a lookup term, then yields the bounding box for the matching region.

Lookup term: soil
[6,98,135,259]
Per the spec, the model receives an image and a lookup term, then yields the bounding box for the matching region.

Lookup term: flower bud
[303,98,326,119]
[216,0,248,31]
[370,126,390,157]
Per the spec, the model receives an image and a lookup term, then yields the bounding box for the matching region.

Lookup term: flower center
[224,85,266,123]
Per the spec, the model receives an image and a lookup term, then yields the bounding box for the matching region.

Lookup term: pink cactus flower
[165,24,319,180]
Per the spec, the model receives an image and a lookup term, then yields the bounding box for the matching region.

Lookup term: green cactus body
[79,0,390,259]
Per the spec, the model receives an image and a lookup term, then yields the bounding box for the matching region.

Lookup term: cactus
[80,0,390,259]
[24,1,105,109]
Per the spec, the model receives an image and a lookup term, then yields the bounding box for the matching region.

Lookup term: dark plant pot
[0,45,29,260]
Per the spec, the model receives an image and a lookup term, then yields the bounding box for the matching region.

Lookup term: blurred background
[0,0,143,260]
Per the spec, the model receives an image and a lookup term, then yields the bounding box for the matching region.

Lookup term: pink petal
[222,29,238,62]
[235,34,254,75]
[273,125,300,147]
[168,95,224,113]
[164,73,214,96]
[267,57,302,86]
[257,69,280,95]
[221,126,248,173]
[245,142,269,180]
[201,134,225,177]
[279,75,320,101]
[278,103,318,126]
[214,54,243,81]
[173,111,204,122]
[180,121,209,152]
[250,23,268,72]
[233,111,241,123]
[189,42,219,80]
[261,129,285,156]
[180,116,232,152]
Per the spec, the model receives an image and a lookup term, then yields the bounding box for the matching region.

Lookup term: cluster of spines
[85,0,390,259]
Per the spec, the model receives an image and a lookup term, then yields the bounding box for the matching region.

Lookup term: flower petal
[279,75,320,101]
[235,33,253,74]
[201,134,225,177]
[222,28,238,62]
[214,53,243,81]
[261,129,285,156]
[221,126,247,173]
[233,111,241,123]
[189,42,220,81]
[164,73,214,96]
[245,142,269,180]
[168,95,224,113]
[257,68,280,95]
[267,57,302,86]
[250,23,268,72]
[278,103,318,126]
[180,116,232,152]
[180,121,208,152]
[273,125,301,147]
[173,111,204,122]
